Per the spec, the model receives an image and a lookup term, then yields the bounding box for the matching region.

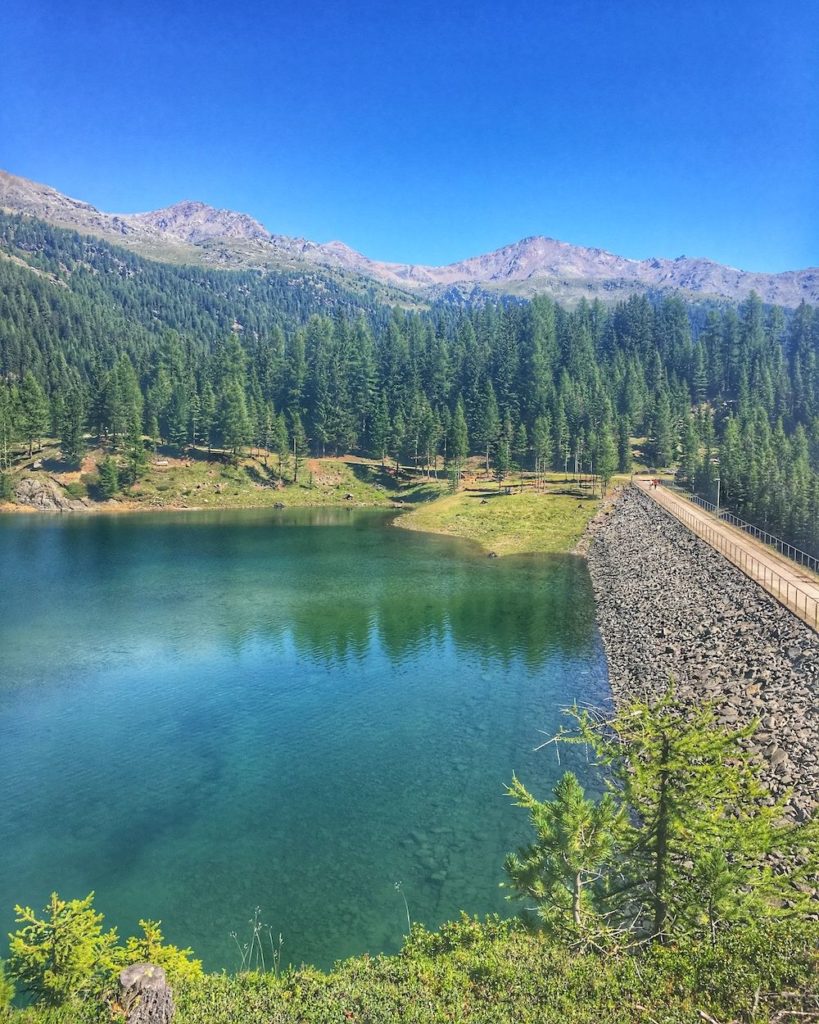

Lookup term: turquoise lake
[0,508,609,970]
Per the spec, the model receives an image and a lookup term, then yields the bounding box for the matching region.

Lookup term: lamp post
[715,475,721,517]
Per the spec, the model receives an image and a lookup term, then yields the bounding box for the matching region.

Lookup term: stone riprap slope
[587,487,819,822]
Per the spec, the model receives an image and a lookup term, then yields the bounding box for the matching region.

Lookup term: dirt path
[636,480,819,632]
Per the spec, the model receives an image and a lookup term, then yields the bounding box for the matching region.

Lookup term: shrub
[64,481,87,500]
[0,472,14,502]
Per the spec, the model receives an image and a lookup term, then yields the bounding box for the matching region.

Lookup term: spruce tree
[595,422,618,493]
[508,693,819,947]
[8,893,118,1006]
[370,395,391,465]
[19,371,48,457]
[479,382,501,474]
[568,693,819,941]
[616,415,632,474]
[647,392,676,468]
[60,386,87,468]
[448,398,469,483]
[494,437,511,488]
[97,457,119,498]
[218,383,251,456]
[532,414,553,487]
[291,411,307,483]
[273,413,289,479]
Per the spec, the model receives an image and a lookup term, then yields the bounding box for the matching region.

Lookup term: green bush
[5,894,201,1010]
[165,920,818,1024]
[0,960,14,1009]
[2,915,816,1023]
[63,481,87,500]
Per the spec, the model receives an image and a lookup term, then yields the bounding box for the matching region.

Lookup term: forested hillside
[1,211,818,554]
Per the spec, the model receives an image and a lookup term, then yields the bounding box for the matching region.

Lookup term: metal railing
[667,486,819,575]
[639,485,819,630]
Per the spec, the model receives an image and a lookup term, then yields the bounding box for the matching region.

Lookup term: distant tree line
[0,211,818,552]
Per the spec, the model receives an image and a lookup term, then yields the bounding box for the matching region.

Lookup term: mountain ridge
[1,168,817,307]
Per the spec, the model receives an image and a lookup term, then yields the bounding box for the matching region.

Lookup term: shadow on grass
[397,483,446,505]
[153,444,228,464]
[40,456,78,473]
[244,462,283,489]
[550,487,598,500]
[348,461,403,492]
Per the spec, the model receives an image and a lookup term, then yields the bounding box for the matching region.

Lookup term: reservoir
[0,508,608,969]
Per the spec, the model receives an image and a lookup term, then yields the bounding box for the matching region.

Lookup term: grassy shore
[2,447,603,556]
[397,474,600,556]
[0,446,446,513]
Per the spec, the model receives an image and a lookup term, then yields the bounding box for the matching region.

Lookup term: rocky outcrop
[14,476,89,512]
[587,487,819,822]
[129,200,271,245]
[119,963,174,1024]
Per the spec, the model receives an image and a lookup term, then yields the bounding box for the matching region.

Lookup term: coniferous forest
[1,211,818,555]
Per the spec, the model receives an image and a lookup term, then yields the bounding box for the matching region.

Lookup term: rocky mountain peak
[127,200,271,245]
[1,168,817,308]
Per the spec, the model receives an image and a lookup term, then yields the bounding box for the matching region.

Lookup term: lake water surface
[0,508,608,969]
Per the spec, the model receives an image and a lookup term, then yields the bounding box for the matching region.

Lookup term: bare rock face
[14,476,88,512]
[129,200,271,245]
[119,963,174,1024]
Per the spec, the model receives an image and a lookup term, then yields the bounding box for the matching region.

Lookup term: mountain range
[1,168,817,308]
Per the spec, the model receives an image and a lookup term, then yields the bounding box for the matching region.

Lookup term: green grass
[5,917,816,1024]
[47,451,443,512]
[3,449,601,559]
[397,479,600,556]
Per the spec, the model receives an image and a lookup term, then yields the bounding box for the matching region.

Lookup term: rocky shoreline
[586,486,819,822]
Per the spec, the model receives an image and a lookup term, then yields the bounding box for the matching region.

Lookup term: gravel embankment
[586,486,819,821]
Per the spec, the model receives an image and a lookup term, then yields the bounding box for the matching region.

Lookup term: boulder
[14,476,89,512]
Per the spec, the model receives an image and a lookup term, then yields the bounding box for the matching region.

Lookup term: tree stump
[118,963,174,1024]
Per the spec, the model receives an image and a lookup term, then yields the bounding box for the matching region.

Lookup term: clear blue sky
[2,0,817,271]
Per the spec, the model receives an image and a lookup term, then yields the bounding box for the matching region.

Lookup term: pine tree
[97,457,119,498]
[494,437,511,488]
[647,392,676,468]
[218,383,251,456]
[532,414,553,488]
[370,394,391,465]
[553,401,570,473]
[273,413,289,479]
[116,920,202,984]
[448,398,469,483]
[390,409,405,473]
[8,892,119,1006]
[617,415,632,474]
[0,384,18,469]
[291,411,307,483]
[504,773,624,945]
[479,382,501,474]
[19,371,48,457]
[513,422,528,470]
[60,386,87,468]
[595,422,618,493]
[678,416,700,488]
[567,692,819,941]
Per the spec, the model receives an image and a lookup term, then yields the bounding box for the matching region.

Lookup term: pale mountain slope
[1,168,817,306]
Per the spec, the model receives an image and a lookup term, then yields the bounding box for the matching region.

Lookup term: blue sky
[2,0,817,271]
